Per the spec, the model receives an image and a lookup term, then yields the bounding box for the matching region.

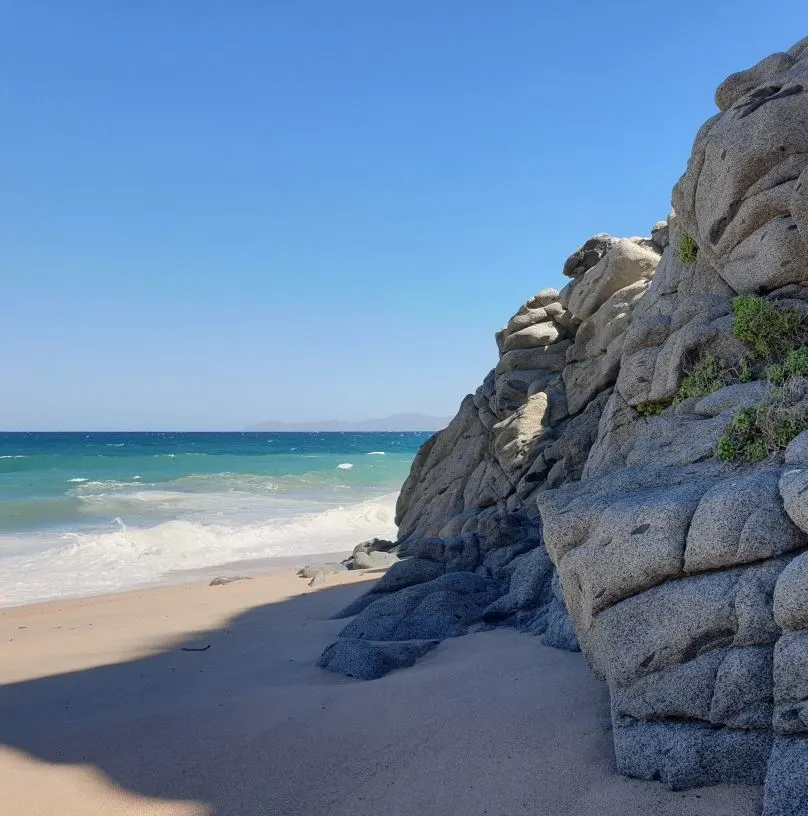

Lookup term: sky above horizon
[3,2,808,430]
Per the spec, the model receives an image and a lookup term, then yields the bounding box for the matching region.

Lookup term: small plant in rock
[738,356,754,383]
[716,377,808,462]
[715,435,738,462]
[730,295,803,359]
[743,438,768,462]
[678,233,698,264]
[716,407,765,462]
[786,346,808,377]
[635,400,672,417]
[674,356,732,403]
[767,363,787,386]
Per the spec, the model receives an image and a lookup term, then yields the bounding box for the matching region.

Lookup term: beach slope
[0,571,761,815]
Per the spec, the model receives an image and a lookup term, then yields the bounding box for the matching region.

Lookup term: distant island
[246,413,451,432]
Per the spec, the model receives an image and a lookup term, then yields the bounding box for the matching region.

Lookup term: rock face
[319,37,808,814]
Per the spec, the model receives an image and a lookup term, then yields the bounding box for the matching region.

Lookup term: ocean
[0,431,430,607]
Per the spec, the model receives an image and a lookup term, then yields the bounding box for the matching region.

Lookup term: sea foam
[0,492,399,607]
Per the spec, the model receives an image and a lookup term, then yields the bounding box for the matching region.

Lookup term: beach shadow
[0,580,764,816]
[0,581,373,816]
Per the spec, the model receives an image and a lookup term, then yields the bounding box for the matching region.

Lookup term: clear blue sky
[3,2,807,430]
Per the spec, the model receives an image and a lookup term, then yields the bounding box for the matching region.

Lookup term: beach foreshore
[0,566,762,816]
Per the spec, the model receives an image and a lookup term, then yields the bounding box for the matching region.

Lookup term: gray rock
[780,466,808,537]
[773,553,808,631]
[297,562,345,579]
[673,37,808,296]
[692,380,770,417]
[541,596,580,651]
[317,638,439,680]
[339,572,504,642]
[351,550,399,570]
[614,717,771,790]
[562,233,614,278]
[651,220,669,249]
[482,546,554,621]
[208,576,252,586]
[685,468,807,572]
[351,538,397,556]
[772,631,808,734]
[785,430,808,466]
[565,239,659,322]
[332,557,446,619]
[762,737,808,816]
[502,321,562,351]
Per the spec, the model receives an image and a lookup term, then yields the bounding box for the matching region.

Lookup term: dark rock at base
[332,557,445,619]
[339,572,505,642]
[614,718,772,790]
[763,737,808,816]
[317,638,439,680]
[483,546,554,621]
[540,596,580,652]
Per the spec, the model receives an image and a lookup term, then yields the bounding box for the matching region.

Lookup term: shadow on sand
[0,582,373,815]
[0,579,764,816]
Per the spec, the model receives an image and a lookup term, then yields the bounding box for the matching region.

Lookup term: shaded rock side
[320,233,662,678]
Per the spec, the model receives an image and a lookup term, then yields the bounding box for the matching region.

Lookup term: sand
[0,568,763,816]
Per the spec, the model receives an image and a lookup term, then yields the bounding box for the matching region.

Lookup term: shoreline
[0,547,358,612]
[0,564,374,684]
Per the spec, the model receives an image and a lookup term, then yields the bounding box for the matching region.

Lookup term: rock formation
[319,37,808,815]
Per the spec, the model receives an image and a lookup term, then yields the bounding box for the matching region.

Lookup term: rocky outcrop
[319,37,808,814]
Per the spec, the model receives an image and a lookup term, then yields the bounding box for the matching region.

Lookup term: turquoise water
[0,432,429,606]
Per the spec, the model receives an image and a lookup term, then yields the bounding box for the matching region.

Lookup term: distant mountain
[246,413,451,433]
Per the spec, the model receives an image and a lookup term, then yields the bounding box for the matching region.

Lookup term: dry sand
[0,568,763,816]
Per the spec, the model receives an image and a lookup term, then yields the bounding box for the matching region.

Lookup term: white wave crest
[336,463,353,470]
[0,493,399,607]
[66,477,88,483]
[367,451,386,455]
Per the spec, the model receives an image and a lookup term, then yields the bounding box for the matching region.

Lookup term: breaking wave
[0,492,398,607]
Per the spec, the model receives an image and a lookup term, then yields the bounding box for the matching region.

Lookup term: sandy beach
[0,567,763,816]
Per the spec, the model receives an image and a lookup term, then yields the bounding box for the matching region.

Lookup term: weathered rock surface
[317,37,808,814]
[318,638,439,680]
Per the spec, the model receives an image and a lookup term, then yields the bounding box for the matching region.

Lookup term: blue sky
[3,2,807,430]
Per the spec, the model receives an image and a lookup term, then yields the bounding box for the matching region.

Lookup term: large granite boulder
[318,36,808,815]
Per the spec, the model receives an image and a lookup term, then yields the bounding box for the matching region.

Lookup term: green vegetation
[638,296,808,461]
[730,295,802,358]
[635,400,671,417]
[716,407,767,463]
[715,382,808,463]
[767,363,787,386]
[658,297,808,462]
[673,356,732,404]
[738,356,753,383]
[678,233,698,264]
[786,346,808,377]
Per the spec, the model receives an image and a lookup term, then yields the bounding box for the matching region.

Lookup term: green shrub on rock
[730,295,802,358]
[715,379,808,462]
[678,233,698,264]
[738,356,753,383]
[674,356,732,403]
[767,363,787,386]
[635,400,671,417]
[786,346,808,377]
